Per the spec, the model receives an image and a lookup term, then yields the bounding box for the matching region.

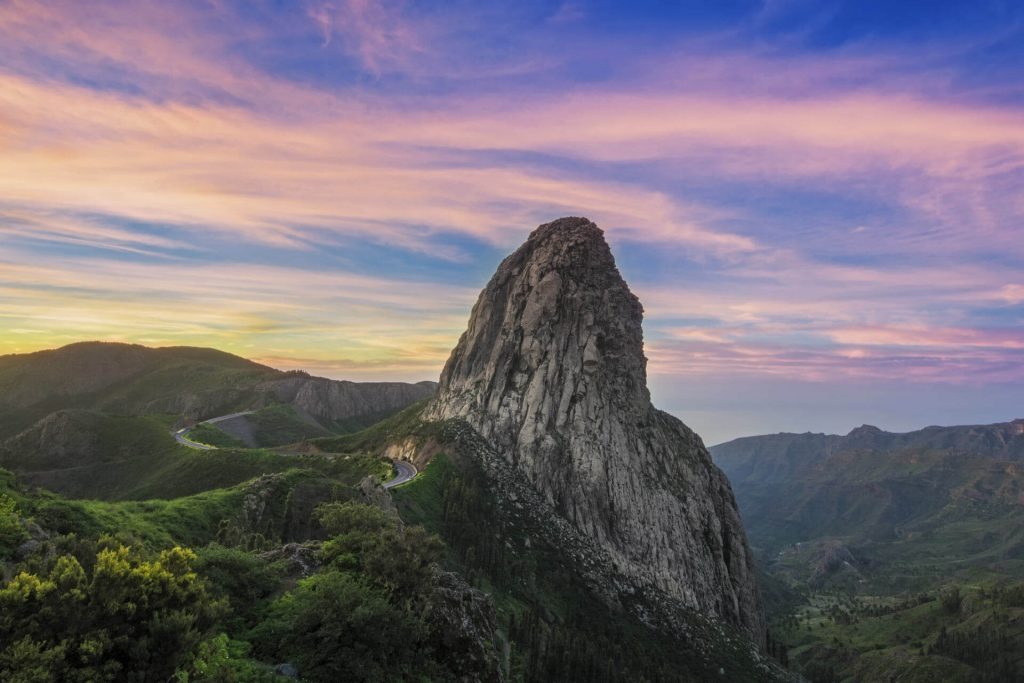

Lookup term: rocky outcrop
[425,217,766,643]
[0,410,105,471]
[267,376,436,428]
[424,570,504,682]
[217,473,343,547]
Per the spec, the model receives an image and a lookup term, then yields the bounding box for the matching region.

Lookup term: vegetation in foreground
[0,459,481,681]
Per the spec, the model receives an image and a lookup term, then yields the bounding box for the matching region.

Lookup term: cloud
[0,246,477,379]
[0,69,759,257]
[317,0,433,75]
[999,284,1024,305]
[307,3,335,47]
[0,0,1021,394]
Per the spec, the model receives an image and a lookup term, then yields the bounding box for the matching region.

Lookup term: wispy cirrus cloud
[0,0,1022,425]
[308,0,431,74]
[0,246,477,379]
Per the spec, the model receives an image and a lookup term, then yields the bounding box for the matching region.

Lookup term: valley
[713,421,1024,681]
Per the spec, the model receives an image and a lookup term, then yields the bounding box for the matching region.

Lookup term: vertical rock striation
[425,217,765,641]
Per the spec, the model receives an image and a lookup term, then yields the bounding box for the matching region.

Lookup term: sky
[1,0,1022,444]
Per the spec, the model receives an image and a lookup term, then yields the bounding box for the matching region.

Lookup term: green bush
[317,501,444,593]
[0,494,29,559]
[254,572,424,682]
[0,544,223,682]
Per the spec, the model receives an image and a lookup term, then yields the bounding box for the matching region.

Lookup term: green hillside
[0,342,435,442]
[3,407,763,682]
[0,446,479,681]
[773,581,1024,682]
[711,420,1024,681]
[0,342,435,503]
[0,343,277,439]
[190,403,334,449]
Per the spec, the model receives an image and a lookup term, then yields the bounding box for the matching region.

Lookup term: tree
[316,501,444,593]
[253,572,424,682]
[940,586,962,615]
[0,494,28,559]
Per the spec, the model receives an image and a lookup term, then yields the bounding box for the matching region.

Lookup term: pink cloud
[829,325,1024,350]
[0,1,1021,389]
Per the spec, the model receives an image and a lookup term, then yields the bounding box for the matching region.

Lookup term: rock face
[425,217,765,641]
[1,410,104,471]
[424,570,503,682]
[267,375,437,427]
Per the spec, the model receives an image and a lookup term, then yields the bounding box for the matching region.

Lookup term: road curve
[383,460,417,489]
[172,411,255,450]
[173,428,215,450]
[172,411,417,487]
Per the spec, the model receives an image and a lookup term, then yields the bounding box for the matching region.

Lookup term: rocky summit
[426,216,766,641]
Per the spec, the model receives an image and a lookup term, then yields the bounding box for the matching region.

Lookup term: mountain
[0,341,436,439]
[425,217,766,643]
[0,342,434,499]
[715,420,1024,485]
[0,219,790,682]
[712,419,1024,568]
[712,421,1024,680]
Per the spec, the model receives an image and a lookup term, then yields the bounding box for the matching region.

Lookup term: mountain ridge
[0,341,436,440]
[713,418,1024,488]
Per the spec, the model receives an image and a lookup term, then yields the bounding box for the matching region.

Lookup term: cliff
[425,217,766,642]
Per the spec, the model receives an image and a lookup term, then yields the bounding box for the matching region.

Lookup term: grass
[243,403,329,447]
[307,400,435,454]
[389,454,450,532]
[186,422,248,449]
[1,448,386,552]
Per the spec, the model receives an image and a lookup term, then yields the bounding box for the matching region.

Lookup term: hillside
[0,409,392,501]
[0,220,795,681]
[0,342,436,439]
[712,419,1024,564]
[712,420,1024,680]
[0,447,503,681]
[0,400,782,682]
[0,342,435,499]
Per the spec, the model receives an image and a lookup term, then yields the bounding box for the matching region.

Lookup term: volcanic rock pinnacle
[426,217,766,641]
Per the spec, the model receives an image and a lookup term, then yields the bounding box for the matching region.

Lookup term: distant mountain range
[712,419,1024,587]
[712,420,1024,681]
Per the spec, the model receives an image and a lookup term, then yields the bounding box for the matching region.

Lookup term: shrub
[0,544,223,681]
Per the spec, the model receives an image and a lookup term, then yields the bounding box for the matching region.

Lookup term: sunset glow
[2,0,1022,441]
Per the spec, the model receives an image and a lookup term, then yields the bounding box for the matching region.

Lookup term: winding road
[172,411,417,487]
[382,460,417,489]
